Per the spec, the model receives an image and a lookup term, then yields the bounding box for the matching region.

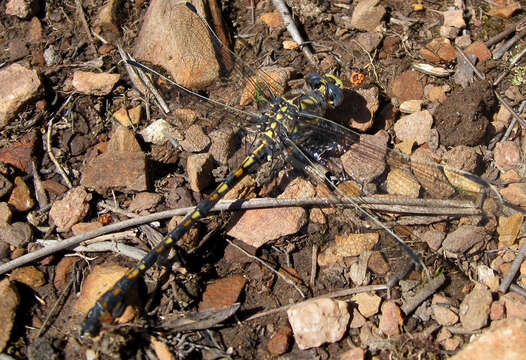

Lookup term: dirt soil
[1,0,526,359]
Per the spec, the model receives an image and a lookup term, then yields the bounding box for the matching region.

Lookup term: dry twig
[271,0,317,67]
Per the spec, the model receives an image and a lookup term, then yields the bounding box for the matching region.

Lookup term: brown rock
[239,66,293,106]
[199,274,246,310]
[0,175,13,199]
[432,304,459,326]
[227,177,311,248]
[42,179,68,195]
[503,292,526,320]
[341,131,388,184]
[459,283,492,330]
[426,85,448,102]
[107,126,142,152]
[394,111,433,146]
[487,2,521,18]
[128,192,162,212]
[379,300,402,336]
[353,292,381,318]
[267,326,292,355]
[186,153,214,193]
[113,105,142,127]
[339,347,365,360]
[355,32,383,53]
[150,336,176,360]
[0,202,12,226]
[0,279,20,353]
[350,0,386,31]
[318,233,379,267]
[180,124,211,153]
[54,257,79,289]
[49,186,90,232]
[442,9,465,28]
[443,225,488,255]
[443,145,480,173]
[419,38,457,64]
[27,16,43,42]
[72,71,120,96]
[464,41,491,62]
[5,0,38,18]
[391,71,424,102]
[10,265,45,288]
[410,147,456,198]
[134,0,220,89]
[450,318,526,360]
[500,183,526,207]
[442,336,462,351]
[494,141,521,171]
[490,300,505,321]
[347,86,379,131]
[71,222,103,236]
[367,251,390,275]
[81,145,148,194]
[208,128,237,165]
[350,308,366,328]
[0,222,32,247]
[422,229,445,251]
[8,176,34,212]
[0,129,37,173]
[260,11,282,28]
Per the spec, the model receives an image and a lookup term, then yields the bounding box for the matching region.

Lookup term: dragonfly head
[306,73,344,108]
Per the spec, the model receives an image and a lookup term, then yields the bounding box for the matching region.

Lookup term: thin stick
[310,244,318,288]
[226,239,305,298]
[485,18,526,47]
[31,158,49,209]
[36,274,74,337]
[495,92,526,130]
[75,0,97,55]
[0,196,481,275]
[500,236,526,293]
[244,284,388,321]
[47,116,73,189]
[270,0,317,67]
[455,45,485,80]
[117,45,170,114]
[73,241,148,261]
[401,274,445,315]
[492,27,526,60]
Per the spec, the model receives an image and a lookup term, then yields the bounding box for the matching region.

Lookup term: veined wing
[280,108,517,267]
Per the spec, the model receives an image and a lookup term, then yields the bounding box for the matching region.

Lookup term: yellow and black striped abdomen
[81,135,273,336]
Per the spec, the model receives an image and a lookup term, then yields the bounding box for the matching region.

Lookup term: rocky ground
[1,0,526,359]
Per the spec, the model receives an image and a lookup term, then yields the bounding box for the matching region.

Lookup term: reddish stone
[391,71,424,102]
[379,300,402,336]
[0,131,37,173]
[267,326,292,355]
[8,176,34,211]
[490,300,506,321]
[10,265,45,288]
[49,186,90,232]
[464,41,492,62]
[54,257,79,289]
[42,180,68,195]
[199,275,247,311]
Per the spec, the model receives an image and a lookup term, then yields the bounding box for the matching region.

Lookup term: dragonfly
[81,2,499,336]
